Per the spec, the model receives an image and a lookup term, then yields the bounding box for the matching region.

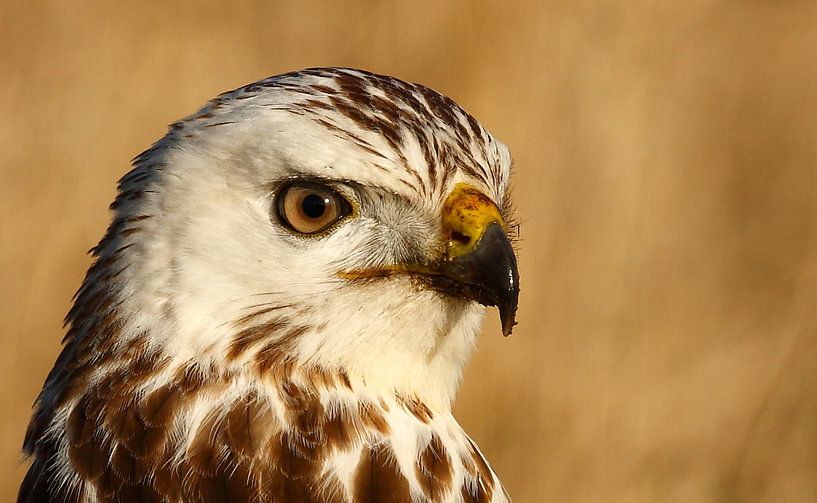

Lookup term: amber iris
[276,182,351,234]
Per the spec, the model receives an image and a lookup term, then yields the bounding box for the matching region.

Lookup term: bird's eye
[276,182,352,235]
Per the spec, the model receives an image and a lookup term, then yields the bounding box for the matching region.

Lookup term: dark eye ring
[275,182,353,235]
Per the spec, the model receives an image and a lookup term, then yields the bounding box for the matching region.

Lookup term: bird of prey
[19,67,519,503]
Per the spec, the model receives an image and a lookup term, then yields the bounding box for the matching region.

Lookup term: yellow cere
[441,183,506,261]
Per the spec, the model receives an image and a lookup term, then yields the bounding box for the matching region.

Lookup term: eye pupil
[302,194,327,219]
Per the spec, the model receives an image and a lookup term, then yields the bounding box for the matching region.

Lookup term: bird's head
[86,68,517,411]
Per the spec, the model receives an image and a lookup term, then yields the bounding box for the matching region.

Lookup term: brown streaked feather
[140,421,175,468]
[138,383,184,428]
[314,477,352,503]
[187,410,227,476]
[302,365,337,390]
[233,304,292,326]
[103,399,141,444]
[103,481,163,503]
[396,393,433,423]
[177,362,209,392]
[323,403,359,452]
[183,460,255,503]
[466,438,496,502]
[358,401,390,435]
[338,369,353,389]
[353,442,412,503]
[66,397,109,482]
[67,433,108,482]
[254,325,308,374]
[416,432,454,501]
[289,394,324,443]
[264,475,318,503]
[274,430,322,478]
[225,391,275,458]
[114,404,151,460]
[109,444,143,485]
[66,399,94,447]
[461,482,491,503]
[151,464,184,501]
[264,433,322,502]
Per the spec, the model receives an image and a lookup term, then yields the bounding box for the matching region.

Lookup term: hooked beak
[432,184,520,336]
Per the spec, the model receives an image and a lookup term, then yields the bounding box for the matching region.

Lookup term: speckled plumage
[20,68,515,503]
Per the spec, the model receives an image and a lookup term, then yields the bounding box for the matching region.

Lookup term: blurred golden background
[3,1,817,501]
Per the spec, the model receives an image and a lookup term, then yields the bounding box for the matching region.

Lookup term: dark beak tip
[499,291,519,337]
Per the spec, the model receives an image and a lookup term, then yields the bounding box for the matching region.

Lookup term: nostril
[450,230,471,245]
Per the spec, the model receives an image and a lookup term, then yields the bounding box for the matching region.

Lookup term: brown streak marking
[338,369,353,390]
[311,114,389,161]
[66,399,108,481]
[152,463,183,500]
[324,404,357,452]
[187,410,224,476]
[421,140,437,192]
[398,177,419,194]
[234,305,291,326]
[461,482,490,503]
[266,430,320,500]
[466,112,486,143]
[254,325,308,373]
[110,444,143,484]
[227,318,288,361]
[204,121,237,128]
[225,391,274,458]
[468,438,496,499]
[310,115,383,162]
[417,85,463,134]
[416,432,454,500]
[176,363,209,392]
[353,442,411,503]
[358,401,390,435]
[310,84,337,94]
[305,98,333,110]
[313,116,346,134]
[396,393,433,423]
[382,81,430,121]
[332,98,383,136]
[113,243,135,255]
[138,384,183,429]
[342,128,379,150]
[303,365,334,389]
[370,94,401,124]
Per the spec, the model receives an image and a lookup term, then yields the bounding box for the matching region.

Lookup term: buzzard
[20,68,519,503]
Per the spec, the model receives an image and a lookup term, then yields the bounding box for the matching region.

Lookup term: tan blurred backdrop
[3,1,817,501]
